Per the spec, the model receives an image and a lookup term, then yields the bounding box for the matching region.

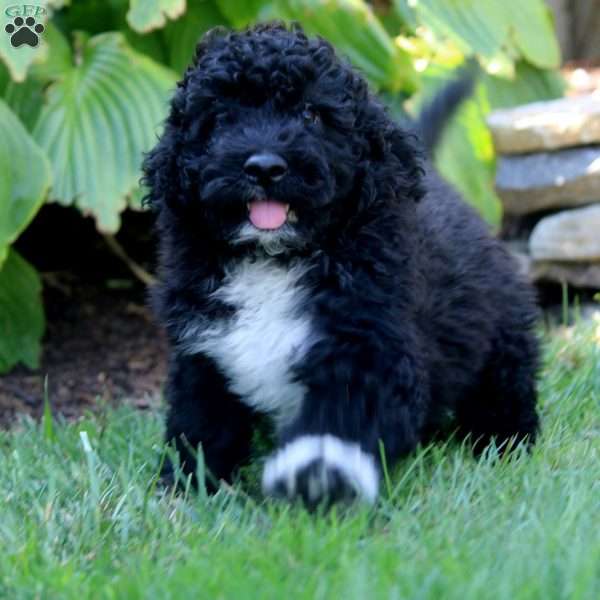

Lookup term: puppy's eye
[302,105,320,125]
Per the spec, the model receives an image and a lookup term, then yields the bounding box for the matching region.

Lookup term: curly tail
[416,59,479,155]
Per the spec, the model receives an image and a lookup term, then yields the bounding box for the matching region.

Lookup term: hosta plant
[0,0,563,373]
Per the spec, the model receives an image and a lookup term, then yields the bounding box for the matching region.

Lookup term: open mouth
[247,200,290,230]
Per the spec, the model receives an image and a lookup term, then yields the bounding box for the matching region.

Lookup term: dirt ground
[0,207,167,426]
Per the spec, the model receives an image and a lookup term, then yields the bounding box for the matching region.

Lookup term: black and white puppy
[144,23,539,507]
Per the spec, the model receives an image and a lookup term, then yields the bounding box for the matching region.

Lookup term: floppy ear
[386,123,425,203]
[142,27,229,213]
[142,63,198,214]
[142,122,180,213]
[360,99,425,205]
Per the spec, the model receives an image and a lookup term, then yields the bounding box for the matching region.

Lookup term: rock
[530,261,600,288]
[495,146,600,215]
[505,234,600,289]
[488,93,600,154]
[529,205,600,261]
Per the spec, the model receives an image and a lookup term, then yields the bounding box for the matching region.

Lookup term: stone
[529,205,600,261]
[487,93,600,154]
[530,261,600,288]
[505,236,600,289]
[495,146,600,215]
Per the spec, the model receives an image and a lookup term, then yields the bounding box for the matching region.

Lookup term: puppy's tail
[416,59,479,155]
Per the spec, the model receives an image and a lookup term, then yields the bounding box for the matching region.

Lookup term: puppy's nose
[244,153,288,183]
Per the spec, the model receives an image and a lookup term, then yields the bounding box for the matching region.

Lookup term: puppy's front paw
[262,435,379,508]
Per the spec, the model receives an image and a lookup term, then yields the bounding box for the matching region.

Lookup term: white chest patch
[179,258,315,428]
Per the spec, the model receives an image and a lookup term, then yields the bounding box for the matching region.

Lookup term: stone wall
[488,94,600,290]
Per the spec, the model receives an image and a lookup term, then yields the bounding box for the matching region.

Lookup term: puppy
[144,23,539,507]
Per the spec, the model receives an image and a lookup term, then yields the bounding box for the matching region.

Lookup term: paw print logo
[5,16,45,48]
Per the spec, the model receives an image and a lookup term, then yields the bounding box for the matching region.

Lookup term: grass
[1,319,599,599]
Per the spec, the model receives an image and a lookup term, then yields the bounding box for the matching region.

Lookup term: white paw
[262,435,379,507]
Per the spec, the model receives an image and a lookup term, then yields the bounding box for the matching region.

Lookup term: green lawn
[1,319,599,599]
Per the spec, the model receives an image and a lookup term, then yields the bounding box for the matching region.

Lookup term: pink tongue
[248,200,288,230]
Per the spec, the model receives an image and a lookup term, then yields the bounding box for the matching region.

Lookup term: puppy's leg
[262,348,428,508]
[456,329,539,454]
[162,354,256,490]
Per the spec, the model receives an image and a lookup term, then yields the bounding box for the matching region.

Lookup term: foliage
[0,249,44,372]
[126,0,186,33]
[0,0,563,372]
[33,32,176,231]
[393,0,560,73]
[0,98,50,267]
[0,322,599,597]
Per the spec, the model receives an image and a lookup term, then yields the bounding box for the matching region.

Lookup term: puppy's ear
[143,26,234,213]
[142,127,178,212]
[362,101,425,204]
[142,48,195,212]
[387,124,425,202]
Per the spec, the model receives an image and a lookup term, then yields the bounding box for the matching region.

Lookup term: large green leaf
[0,249,45,373]
[57,0,170,69]
[3,73,44,130]
[502,1,560,70]
[394,0,560,72]
[396,0,507,60]
[3,25,72,133]
[127,0,187,33]
[0,0,49,81]
[122,27,168,65]
[216,0,275,27]
[0,60,8,93]
[33,32,177,232]
[274,0,418,92]
[0,99,51,268]
[164,0,228,74]
[29,21,73,80]
[483,61,565,110]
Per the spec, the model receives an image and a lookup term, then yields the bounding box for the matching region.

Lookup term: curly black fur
[144,23,539,507]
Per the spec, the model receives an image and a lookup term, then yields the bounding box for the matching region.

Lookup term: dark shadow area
[0,206,167,426]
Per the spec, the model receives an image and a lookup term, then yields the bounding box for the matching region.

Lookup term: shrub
[0,0,564,373]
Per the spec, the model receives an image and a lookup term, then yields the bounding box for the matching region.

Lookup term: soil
[0,206,167,426]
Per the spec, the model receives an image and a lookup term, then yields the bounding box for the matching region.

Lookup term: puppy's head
[144,23,423,254]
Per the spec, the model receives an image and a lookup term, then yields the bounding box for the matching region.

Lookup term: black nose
[244,153,288,183]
